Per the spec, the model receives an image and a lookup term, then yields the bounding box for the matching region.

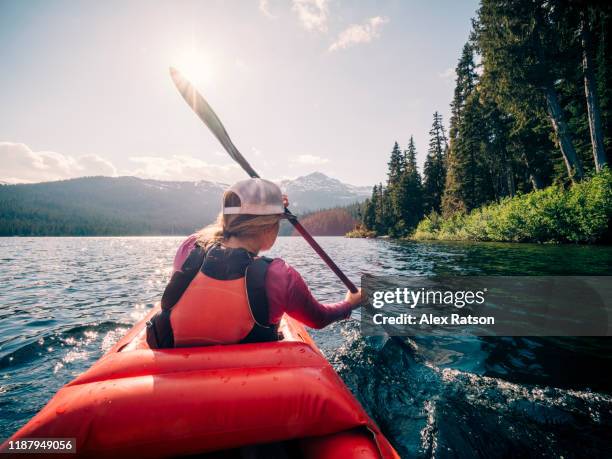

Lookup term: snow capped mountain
[140,178,227,194]
[135,172,369,213]
[280,172,370,212]
[138,171,372,213]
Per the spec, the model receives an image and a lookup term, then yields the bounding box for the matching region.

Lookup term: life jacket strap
[241,256,278,344]
[146,246,205,348]
[246,257,272,327]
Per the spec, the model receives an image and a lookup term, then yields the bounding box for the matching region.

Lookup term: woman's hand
[282,194,289,208]
[344,288,363,307]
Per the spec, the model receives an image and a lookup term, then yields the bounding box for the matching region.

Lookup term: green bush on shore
[413,169,612,243]
[345,226,377,238]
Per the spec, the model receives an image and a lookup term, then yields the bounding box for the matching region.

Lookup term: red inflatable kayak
[2,307,399,458]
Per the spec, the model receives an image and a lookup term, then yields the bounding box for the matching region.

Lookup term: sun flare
[174,47,215,87]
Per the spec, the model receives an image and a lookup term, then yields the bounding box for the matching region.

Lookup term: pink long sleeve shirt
[172,235,354,329]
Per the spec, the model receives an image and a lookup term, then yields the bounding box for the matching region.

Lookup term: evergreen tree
[443,43,479,215]
[394,137,424,233]
[552,0,609,172]
[479,92,515,199]
[594,4,612,161]
[475,0,584,182]
[443,91,496,215]
[449,43,478,144]
[361,1,612,236]
[386,141,404,225]
[387,142,404,187]
[405,137,419,178]
[423,112,448,213]
[363,191,377,232]
[580,5,607,171]
[376,183,392,234]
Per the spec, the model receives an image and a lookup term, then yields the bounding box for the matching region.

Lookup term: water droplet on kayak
[56,405,67,414]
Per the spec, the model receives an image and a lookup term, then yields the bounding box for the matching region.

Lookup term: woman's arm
[265,259,359,329]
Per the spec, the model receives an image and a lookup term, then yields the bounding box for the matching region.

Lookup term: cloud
[259,0,277,19]
[329,16,389,52]
[439,67,455,80]
[0,142,117,184]
[292,0,329,32]
[0,142,246,185]
[292,154,329,165]
[126,155,244,184]
[77,154,118,177]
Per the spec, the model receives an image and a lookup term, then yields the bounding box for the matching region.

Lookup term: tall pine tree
[475,0,584,182]
[423,112,447,214]
[395,137,424,234]
[387,142,404,187]
[443,90,497,215]
[449,43,478,144]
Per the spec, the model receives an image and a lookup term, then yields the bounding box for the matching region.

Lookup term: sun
[174,47,215,87]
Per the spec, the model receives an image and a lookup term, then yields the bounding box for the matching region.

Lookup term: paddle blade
[169,67,259,178]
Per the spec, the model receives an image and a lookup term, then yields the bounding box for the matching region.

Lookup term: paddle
[169,67,358,293]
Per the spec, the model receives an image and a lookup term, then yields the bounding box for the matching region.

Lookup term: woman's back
[147,177,362,348]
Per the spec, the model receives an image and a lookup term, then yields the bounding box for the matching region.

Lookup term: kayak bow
[2,306,399,458]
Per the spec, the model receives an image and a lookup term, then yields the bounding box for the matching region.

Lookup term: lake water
[1,237,611,457]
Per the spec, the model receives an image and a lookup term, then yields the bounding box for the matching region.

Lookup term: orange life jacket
[146,243,278,348]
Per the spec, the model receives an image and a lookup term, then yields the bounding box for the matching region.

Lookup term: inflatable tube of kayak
[2,307,399,459]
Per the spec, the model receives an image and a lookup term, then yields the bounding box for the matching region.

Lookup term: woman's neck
[223,236,261,255]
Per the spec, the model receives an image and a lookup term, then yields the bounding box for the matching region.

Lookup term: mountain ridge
[0,173,369,236]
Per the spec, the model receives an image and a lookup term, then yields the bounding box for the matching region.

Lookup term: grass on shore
[412,168,612,244]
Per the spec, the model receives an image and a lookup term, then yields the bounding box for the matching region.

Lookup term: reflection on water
[1,237,611,457]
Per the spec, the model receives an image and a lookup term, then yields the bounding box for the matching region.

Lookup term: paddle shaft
[169,67,358,293]
[284,211,358,293]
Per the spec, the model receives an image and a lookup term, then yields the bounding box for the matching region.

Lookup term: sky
[0,0,478,186]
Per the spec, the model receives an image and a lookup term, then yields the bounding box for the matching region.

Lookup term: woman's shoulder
[266,258,303,282]
[172,234,199,273]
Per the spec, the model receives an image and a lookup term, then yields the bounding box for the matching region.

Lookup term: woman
[146,177,363,348]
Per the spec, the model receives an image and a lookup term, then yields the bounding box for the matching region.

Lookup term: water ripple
[1,236,611,456]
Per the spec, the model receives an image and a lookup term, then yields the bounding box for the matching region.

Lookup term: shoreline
[350,170,612,245]
[345,233,612,246]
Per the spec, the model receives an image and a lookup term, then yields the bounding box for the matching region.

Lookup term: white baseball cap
[223,178,285,215]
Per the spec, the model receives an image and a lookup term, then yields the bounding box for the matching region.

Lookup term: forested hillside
[358,0,611,243]
[0,177,224,236]
[0,174,368,236]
